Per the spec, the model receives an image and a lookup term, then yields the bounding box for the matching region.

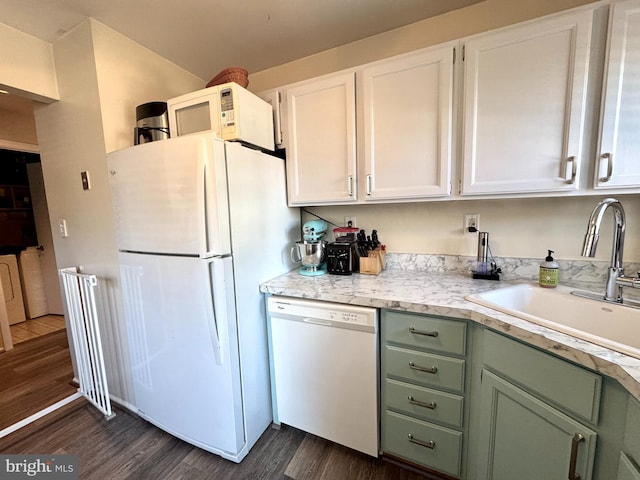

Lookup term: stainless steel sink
[466,283,640,359]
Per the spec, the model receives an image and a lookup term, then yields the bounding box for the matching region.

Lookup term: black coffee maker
[134,102,170,145]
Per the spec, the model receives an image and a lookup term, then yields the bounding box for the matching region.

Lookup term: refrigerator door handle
[203,258,229,365]
[198,154,209,256]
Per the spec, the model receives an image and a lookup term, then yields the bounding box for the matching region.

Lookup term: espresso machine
[290,220,328,276]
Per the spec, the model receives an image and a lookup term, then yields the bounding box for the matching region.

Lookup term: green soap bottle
[539,250,559,288]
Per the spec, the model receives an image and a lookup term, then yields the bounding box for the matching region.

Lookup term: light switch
[59,219,68,238]
[81,171,91,190]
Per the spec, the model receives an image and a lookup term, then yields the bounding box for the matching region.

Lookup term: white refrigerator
[108,133,300,462]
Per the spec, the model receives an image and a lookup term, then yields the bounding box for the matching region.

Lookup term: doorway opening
[0,148,75,432]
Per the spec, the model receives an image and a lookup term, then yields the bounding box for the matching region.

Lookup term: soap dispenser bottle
[539,250,559,288]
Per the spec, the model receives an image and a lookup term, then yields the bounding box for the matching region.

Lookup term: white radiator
[59,267,114,419]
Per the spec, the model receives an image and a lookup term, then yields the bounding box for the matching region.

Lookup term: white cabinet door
[595,0,640,189]
[361,45,454,201]
[285,72,357,205]
[461,10,593,195]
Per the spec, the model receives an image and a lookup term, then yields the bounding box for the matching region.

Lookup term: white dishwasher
[268,296,379,457]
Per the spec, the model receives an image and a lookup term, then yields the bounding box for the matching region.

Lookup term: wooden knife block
[359,248,386,275]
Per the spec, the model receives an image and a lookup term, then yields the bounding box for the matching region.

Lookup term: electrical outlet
[464,214,479,234]
[344,216,357,227]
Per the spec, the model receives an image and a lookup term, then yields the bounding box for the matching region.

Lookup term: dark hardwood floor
[0,329,76,431]
[1,401,434,480]
[0,329,438,479]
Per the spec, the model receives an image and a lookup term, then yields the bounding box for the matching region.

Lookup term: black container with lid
[134,102,170,145]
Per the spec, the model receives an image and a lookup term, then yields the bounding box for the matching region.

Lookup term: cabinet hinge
[458,179,462,195]
[462,44,466,61]
[480,369,483,383]
[453,47,456,64]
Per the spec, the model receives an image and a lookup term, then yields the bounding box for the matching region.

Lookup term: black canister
[134,102,170,144]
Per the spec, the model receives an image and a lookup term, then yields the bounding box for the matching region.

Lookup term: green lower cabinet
[618,453,640,480]
[383,410,463,477]
[476,369,597,480]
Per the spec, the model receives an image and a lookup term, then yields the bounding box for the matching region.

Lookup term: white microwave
[167,82,274,151]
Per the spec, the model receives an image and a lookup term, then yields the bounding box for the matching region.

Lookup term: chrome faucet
[581,198,640,303]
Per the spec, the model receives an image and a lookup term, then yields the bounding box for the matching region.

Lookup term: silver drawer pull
[409,326,439,337]
[408,395,437,410]
[409,361,438,374]
[408,433,435,449]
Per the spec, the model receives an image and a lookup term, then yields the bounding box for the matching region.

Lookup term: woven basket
[206,67,249,88]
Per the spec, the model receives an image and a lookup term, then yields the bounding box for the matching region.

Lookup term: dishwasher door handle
[303,317,333,327]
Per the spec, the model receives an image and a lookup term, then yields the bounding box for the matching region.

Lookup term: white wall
[32,19,203,403]
[0,23,58,102]
[304,195,640,263]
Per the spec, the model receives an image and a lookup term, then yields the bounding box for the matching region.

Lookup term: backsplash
[385,252,640,290]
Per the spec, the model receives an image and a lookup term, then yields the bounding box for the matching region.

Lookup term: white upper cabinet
[285,72,357,205]
[595,0,640,189]
[460,10,593,195]
[361,45,454,201]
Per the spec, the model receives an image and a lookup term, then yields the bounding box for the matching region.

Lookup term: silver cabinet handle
[366,174,373,195]
[409,361,438,374]
[408,395,437,410]
[599,152,614,182]
[409,326,439,337]
[564,156,577,184]
[347,175,354,196]
[568,433,585,480]
[408,433,435,449]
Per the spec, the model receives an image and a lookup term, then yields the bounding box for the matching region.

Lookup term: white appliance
[108,133,299,462]
[0,254,26,325]
[167,82,274,151]
[19,247,49,319]
[267,296,379,457]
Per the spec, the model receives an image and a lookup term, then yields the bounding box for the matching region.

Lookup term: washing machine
[0,254,27,325]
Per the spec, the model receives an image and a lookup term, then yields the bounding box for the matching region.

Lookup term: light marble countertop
[260,267,640,401]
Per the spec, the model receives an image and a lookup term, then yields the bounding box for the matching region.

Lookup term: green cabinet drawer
[384,345,465,393]
[383,310,467,356]
[618,453,640,480]
[483,330,602,423]
[383,410,462,477]
[624,396,640,462]
[384,378,464,428]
